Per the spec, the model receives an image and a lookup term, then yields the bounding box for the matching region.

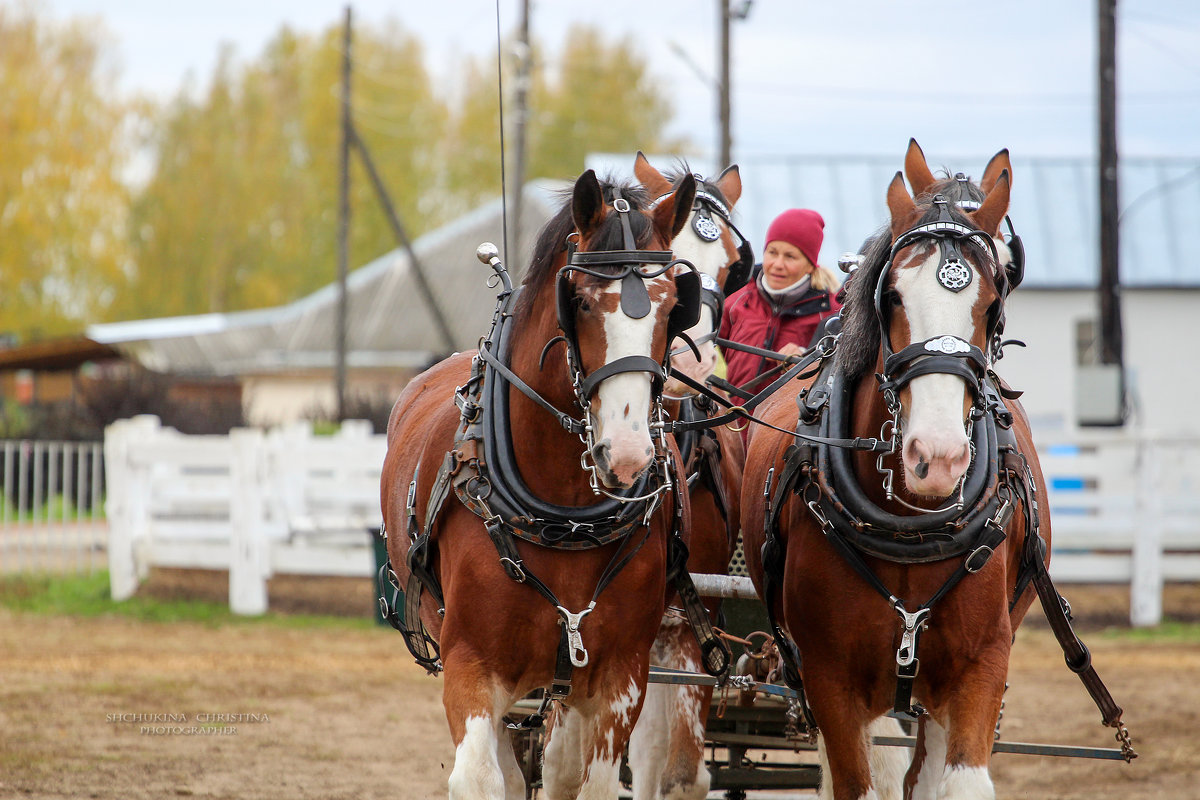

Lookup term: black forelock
[919,170,987,207]
[663,161,731,211]
[515,174,652,323]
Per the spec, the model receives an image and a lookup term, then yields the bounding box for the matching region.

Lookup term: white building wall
[241,369,414,428]
[997,288,1200,435]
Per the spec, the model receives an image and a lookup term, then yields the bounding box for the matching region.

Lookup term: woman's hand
[777,343,804,358]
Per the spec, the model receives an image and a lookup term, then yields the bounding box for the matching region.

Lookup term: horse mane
[514,175,653,325]
[663,162,733,210]
[835,173,989,382]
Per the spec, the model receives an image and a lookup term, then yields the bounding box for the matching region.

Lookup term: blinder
[693,178,754,296]
[1002,214,1025,290]
[669,268,702,343]
[725,239,755,295]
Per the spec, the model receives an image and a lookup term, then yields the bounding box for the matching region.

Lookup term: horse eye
[889,291,903,307]
[575,296,591,313]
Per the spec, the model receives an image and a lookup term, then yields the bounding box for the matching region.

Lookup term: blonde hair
[810,265,842,293]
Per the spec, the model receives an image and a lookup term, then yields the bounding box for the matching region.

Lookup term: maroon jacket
[718,279,842,401]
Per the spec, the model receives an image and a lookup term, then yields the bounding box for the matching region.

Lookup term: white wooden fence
[1037,431,1200,626]
[104,415,385,614]
[99,417,1200,624]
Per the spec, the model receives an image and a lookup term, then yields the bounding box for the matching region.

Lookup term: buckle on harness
[557,602,597,668]
[895,605,930,671]
[964,544,994,573]
[499,556,526,583]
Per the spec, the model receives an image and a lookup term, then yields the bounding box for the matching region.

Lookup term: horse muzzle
[589,435,655,490]
[901,433,971,498]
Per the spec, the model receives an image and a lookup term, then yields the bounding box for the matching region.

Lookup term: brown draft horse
[627,154,748,800]
[381,169,703,799]
[742,143,1051,800]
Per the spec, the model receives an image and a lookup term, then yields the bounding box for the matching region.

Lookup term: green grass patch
[0,493,105,523]
[0,572,375,631]
[1100,619,1200,643]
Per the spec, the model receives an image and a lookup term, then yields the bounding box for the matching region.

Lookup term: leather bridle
[872,194,1005,421]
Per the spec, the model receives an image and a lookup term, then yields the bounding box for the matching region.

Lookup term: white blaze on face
[892,246,979,497]
[590,277,668,487]
[663,224,720,392]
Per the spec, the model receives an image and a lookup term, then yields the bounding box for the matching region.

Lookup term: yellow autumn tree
[440,24,686,218]
[120,20,444,319]
[0,5,131,341]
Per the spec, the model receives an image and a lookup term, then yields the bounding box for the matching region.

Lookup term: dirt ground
[1,570,1198,800]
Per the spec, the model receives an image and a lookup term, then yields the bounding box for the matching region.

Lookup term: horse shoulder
[381,351,476,546]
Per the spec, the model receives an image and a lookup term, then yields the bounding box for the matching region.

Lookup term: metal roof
[591,153,1200,289]
[90,154,1200,378]
[88,181,566,376]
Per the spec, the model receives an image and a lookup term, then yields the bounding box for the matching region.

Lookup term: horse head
[633,152,749,396]
[877,164,1012,498]
[559,169,698,489]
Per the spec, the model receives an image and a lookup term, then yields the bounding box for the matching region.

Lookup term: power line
[1123,24,1200,80]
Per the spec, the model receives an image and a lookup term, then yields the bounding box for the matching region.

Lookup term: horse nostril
[913,459,930,479]
[591,441,611,471]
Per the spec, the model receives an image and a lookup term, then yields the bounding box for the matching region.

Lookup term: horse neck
[848,353,902,509]
[506,286,597,503]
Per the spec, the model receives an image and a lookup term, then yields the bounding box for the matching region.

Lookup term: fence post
[1131,437,1164,627]
[106,415,160,601]
[229,428,269,615]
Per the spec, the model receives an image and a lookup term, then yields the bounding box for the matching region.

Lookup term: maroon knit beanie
[765,209,825,267]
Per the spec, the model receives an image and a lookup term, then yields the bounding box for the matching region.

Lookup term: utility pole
[717,2,752,169]
[717,0,732,169]
[1098,0,1123,371]
[510,0,531,263]
[336,5,352,422]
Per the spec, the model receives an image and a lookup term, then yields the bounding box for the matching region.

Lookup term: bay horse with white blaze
[742,145,1052,800]
[627,153,749,800]
[381,169,704,799]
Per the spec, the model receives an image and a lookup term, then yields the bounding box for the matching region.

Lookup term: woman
[718,208,842,399]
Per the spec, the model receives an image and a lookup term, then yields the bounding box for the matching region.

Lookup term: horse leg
[543,674,648,800]
[937,706,1001,799]
[543,704,589,798]
[443,661,521,800]
[813,692,883,800]
[918,670,1005,800]
[904,716,948,800]
[496,729,527,800]
[866,716,909,800]
[628,614,711,800]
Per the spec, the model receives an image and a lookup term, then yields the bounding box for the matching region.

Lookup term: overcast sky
[48,0,1200,162]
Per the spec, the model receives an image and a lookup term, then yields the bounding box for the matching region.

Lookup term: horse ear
[887,171,917,238]
[904,138,937,198]
[980,148,1012,194]
[714,163,742,207]
[970,169,1010,235]
[572,169,606,237]
[653,171,696,242]
[633,151,672,198]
